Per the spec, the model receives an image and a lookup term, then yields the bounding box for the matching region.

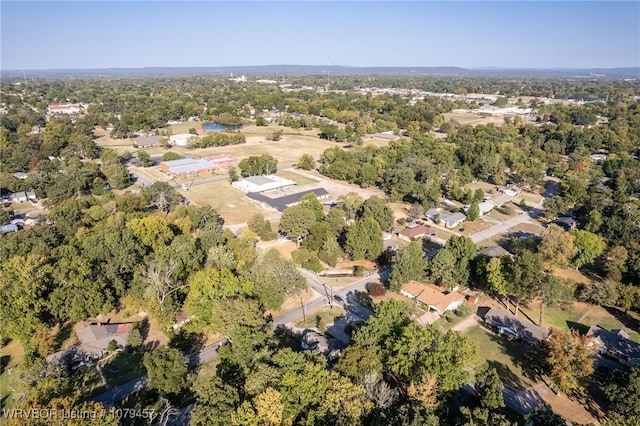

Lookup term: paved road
[92,340,228,407]
[273,268,390,327]
[470,210,544,244]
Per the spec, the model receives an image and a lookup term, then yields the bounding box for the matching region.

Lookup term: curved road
[92,339,228,407]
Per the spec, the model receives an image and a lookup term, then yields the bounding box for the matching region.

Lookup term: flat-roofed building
[232,175,296,193]
[159,157,217,176]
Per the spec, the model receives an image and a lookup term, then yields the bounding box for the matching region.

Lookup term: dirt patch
[551,266,592,285]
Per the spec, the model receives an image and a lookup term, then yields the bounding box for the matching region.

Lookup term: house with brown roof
[397,225,436,241]
[400,281,464,315]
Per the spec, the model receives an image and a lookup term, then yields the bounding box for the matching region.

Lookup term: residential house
[478,201,495,216]
[424,208,443,221]
[440,212,466,229]
[1,224,19,234]
[400,281,465,315]
[499,185,521,197]
[479,246,511,258]
[10,192,27,203]
[397,224,436,241]
[486,193,513,208]
[482,307,549,344]
[554,216,578,231]
[133,135,163,148]
[300,329,341,361]
[587,326,640,367]
[159,157,218,177]
[46,322,132,367]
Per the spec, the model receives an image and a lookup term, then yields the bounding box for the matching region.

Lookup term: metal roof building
[159,157,217,176]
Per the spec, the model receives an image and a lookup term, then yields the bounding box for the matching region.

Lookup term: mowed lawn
[0,340,25,408]
[184,181,271,224]
[462,324,539,391]
[518,301,640,342]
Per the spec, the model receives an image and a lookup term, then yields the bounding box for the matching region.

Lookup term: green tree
[358,196,394,231]
[299,192,325,220]
[279,205,316,243]
[321,372,373,425]
[137,150,152,167]
[389,241,428,292]
[297,154,315,170]
[162,151,181,161]
[538,224,577,268]
[604,367,640,421]
[429,249,457,290]
[143,346,188,394]
[345,217,383,261]
[467,201,480,221]
[571,229,605,269]
[319,237,343,267]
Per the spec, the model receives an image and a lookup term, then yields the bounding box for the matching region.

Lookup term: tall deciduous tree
[389,241,428,292]
[538,224,577,268]
[345,217,383,261]
[546,328,595,394]
[143,346,188,395]
[279,205,316,244]
[571,229,605,269]
[358,196,394,231]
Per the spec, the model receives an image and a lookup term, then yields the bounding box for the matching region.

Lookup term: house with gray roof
[440,212,466,229]
[46,322,132,366]
[482,307,549,344]
[587,326,640,367]
[133,135,163,148]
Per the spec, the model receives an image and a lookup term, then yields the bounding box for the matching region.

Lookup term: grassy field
[0,340,25,408]
[443,112,508,127]
[184,181,270,224]
[462,324,538,390]
[102,352,145,388]
[195,356,219,380]
[296,306,346,333]
[519,301,640,342]
[275,170,318,186]
[169,121,203,134]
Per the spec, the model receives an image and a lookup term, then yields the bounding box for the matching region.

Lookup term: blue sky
[1,1,638,70]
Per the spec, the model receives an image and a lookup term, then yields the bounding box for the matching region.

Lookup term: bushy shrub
[368,282,387,297]
[303,256,323,273]
[353,265,366,276]
[292,248,314,265]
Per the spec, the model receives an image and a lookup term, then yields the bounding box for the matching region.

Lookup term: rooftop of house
[587,326,640,360]
[398,224,436,239]
[482,307,549,344]
[401,280,464,313]
[479,245,511,257]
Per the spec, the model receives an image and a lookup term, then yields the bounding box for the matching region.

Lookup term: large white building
[232,175,296,193]
[170,134,197,147]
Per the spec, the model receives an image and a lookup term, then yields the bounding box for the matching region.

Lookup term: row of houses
[481,308,640,367]
[1,191,37,204]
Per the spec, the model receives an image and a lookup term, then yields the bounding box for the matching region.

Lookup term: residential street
[92,339,228,407]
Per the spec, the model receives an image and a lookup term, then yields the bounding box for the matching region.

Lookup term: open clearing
[275,170,318,186]
[184,181,270,224]
[0,340,25,408]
